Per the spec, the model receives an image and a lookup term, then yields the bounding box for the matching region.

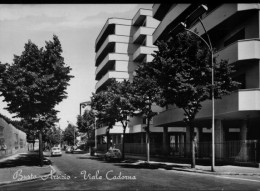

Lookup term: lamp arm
[198,17,213,52]
[184,28,212,53]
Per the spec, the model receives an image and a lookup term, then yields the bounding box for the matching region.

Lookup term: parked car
[65,146,73,153]
[51,147,62,156]
[104,148,122,161]
[72,147,84,154]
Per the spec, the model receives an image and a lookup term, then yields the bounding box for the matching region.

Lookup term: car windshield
[52,148,60,151]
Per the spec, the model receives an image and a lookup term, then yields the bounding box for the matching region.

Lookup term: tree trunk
[106,124,111,152]
[122,126,126,160]
[146,119,150,163]
[190,125,196,169]
[39,130,44,167]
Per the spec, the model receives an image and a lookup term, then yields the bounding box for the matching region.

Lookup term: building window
[20,139,23,148]
[224,28,245,47]
[233,73,246,90]
[15,133,18,149]
[0,126,3,136]
[142,117,146,124]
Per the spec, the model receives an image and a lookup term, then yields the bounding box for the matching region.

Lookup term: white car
[51,147,62,156]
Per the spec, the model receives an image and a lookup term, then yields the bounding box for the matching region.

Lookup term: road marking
[216,176,260,183]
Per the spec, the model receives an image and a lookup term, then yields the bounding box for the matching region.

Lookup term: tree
[0,35,73,166]
[45,126,62,148]
[91,90,117,151]
[106,80,136,160]
[63,123,78,146]
[144,31,239,168]
[77,109,95,142]
[131,64,161,163]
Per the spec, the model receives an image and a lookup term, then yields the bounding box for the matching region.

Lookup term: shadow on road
[114,162,191,171]
[77,155,193,171]
[0,151,51,168]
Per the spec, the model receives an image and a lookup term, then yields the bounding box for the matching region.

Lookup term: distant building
[0,116,27,157]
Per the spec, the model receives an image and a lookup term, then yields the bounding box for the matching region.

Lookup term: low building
[0,116,27,157]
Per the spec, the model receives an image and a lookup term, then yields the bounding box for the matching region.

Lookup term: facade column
[180,134,185,156]
[185,126,191,157]
[240,120,248,141]
[163,126,169,155]
[238,119,248,161]
[215,119,224,160]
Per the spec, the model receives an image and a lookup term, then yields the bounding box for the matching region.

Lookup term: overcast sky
[0,4,153,130]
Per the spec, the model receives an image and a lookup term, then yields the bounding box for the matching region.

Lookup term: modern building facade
[152,3,260,163]
[94,9,178,152]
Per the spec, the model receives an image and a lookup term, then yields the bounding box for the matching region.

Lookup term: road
[0,151,260,190]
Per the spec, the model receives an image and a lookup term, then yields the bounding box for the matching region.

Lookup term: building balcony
[132,9,152,26]
[191,4,260,37]
[216,39,260,64]
[153,89,260,127]
[133,27,154,44]
[96,124,130,136]
[96,42,135,67]
[153,4,190,43]
[133,46,158,62]
[96,34,131,56]
[95,71,129,91]
[95,18,132,52]
[95,53,132,78]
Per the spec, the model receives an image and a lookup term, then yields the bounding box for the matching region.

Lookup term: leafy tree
[91,90,117,151]
[105,80,136,160]
[45,126,62,147]
[63,123,78,146]
[131,64,161,163]
[0,35,73,166]
[144,31,239,168]
[77,109,95,142]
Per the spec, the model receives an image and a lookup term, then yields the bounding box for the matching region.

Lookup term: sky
[0,4,153,130]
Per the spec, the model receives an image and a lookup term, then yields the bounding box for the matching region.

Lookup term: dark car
[104,148,122,161]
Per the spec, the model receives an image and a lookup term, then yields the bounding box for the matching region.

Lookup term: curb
[169,167,260,176]
[0,165,57,186]
[93,154,260,176]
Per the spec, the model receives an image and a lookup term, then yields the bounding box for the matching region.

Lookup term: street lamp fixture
[169,4,215,172]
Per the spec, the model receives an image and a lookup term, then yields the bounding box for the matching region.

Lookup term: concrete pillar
[215,119,225,159]
[163,126,169,155]
[237,119,248,161]
[185,126,191,157]
[180,134,185,156]
[141,133,144,144]
[240,120,248,141]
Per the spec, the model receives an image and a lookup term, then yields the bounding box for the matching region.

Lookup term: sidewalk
[94,153,260,176]
[0,151,55,186]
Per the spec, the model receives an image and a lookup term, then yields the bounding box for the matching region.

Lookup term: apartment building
[152,4,260,163]
[94,9,177,152]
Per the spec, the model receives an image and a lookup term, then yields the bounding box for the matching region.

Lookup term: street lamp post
[169,5,215,172]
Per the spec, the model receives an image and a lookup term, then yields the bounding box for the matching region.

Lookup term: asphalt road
[0,151,260,190]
